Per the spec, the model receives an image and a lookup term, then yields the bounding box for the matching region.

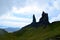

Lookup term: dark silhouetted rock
[31,14,36,26]
[38,11,49,26]
[25,11,50,28]
[30,11,49,27]
[32,14,36,23]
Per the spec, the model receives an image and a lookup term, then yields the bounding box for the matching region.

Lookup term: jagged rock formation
[38,11,49,25]
[31,11,49,27]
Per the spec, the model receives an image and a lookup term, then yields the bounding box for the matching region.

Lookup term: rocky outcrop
[31,11,49,27]
[32,14,36,24]
[38,11,49,25]
[31,14,36,26]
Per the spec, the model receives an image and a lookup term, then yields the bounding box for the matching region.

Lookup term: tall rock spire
[31,14,36,26]
[33,14,36,23]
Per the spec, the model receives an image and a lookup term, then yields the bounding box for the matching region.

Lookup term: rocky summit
[39,11,49,25]
[31,11,49,27]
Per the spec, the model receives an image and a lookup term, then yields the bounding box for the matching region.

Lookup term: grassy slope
[0,21,60,40]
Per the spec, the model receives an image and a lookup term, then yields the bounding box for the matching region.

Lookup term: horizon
[0,0,60,28]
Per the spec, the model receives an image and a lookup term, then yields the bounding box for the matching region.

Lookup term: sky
[0,0,60,28]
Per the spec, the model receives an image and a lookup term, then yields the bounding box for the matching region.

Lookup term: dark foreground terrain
[0,21,60,40]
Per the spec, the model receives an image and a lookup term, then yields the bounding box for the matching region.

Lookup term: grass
[0,21,60,40]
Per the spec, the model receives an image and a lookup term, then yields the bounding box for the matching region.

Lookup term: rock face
[39,11,49,25]
[31,11,49,27]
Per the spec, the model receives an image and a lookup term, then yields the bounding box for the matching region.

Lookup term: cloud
[53,0,60,10]
[0,0,50,15]
[50,14,60,23]
[0,13,32,23]
[0,0,27,15]
[0,21,29,28]
[11,0,50,22]
[0,0,60,28]
[12,6,42,14]
[0,12,32,28]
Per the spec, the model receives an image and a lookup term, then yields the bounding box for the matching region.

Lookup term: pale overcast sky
[0,0,60,28]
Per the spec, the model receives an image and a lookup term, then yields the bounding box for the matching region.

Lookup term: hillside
[12,12,60,40]
[0,11,60,40]
[12,21,60,40]
[0,29,7,35]
[0,21,60,40]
